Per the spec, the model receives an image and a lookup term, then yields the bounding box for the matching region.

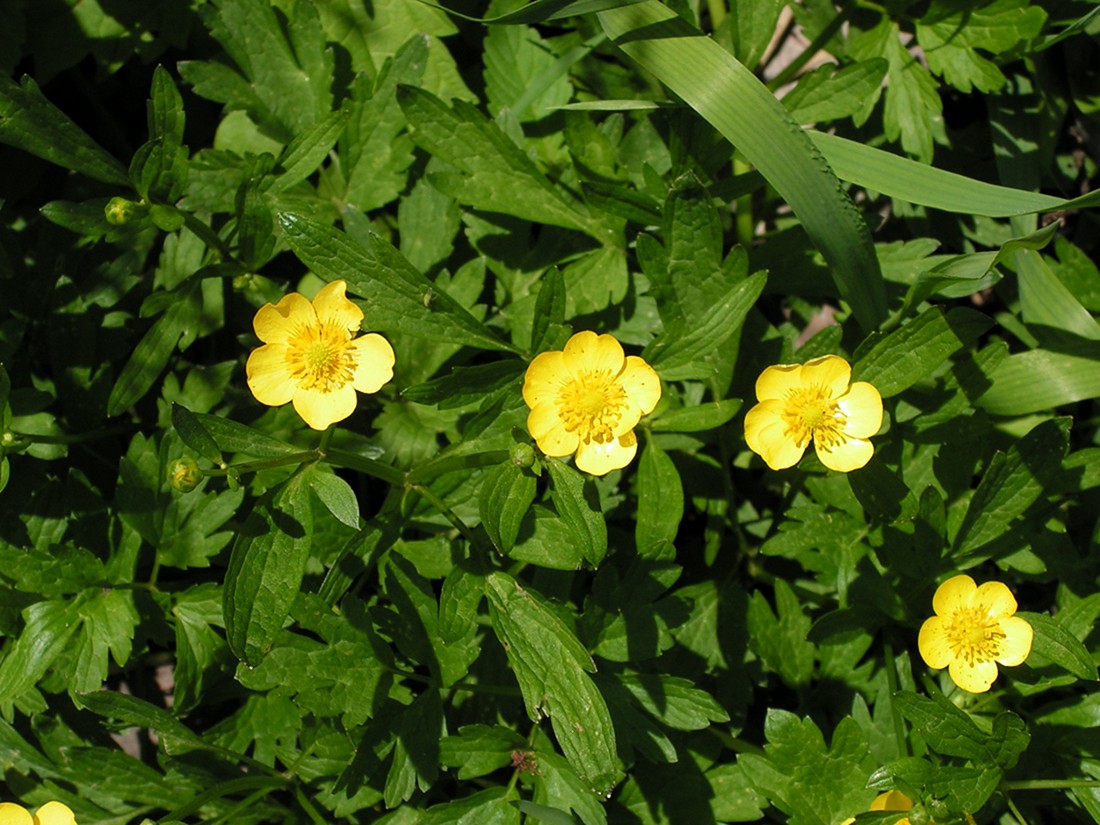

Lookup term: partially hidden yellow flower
[522,331,660,476]
[743,354,882,472]
[841,790,913,825]
[0,801,77,825]
[918,574,1033,694]
[246,280,395,430]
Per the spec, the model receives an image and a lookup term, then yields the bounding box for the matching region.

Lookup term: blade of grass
[596,1,887,331]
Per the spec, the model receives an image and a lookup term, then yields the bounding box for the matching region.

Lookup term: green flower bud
[168,456,203,493]
[104,197,146,225]
[510,442,536,469]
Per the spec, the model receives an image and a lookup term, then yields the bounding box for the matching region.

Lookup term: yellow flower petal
[575,431,637,476]
[754,363,803,402]
[619,356,661,416]
[744,400,806,470]
[0,803,33,825]
[253,292,313,343]
[522,351,567,409]
[527,404,578,457]
[918,616,953,669]
[293,385,357,431]
[996,616,1033,666]
[815,435,874,472]
[869,790,912,812]
[932,574,977,616]
[33,802,76,825]
[799,354,852,397]
[349,333,395,394]
[246,344,296,407]
[974,580,1017,619]
[312,280,363,331]
[562,331,624,375]
[949,656,999,693]
[837,381,883,439]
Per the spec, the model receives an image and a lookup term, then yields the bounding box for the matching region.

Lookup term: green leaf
[483,16,573,121]
[440,725,527,780]
[893,691,1029,769]
[224,469,315,665]
[738,711,872,825]
[531,266,568,355]
[172,584,228,715]
[190,0,333,140]
[131,67,189,203]
[643,272,766,381]
[597,2,887,330]
[545,459,609,567]
[1017,611,1098,682]
[397,84,611,243]
[420,788,521,825]
[809,130,1073,216]
[852,306,994,397]
[108,284,200,417]
[191,412,302,458]
[916,1,1046,94]
[977,345,1100,415]
[76,691,206,754]
[528,749,611,825]
[235,595,389,728]
[485,572,622,795]
[0,75,128,185]
[480,461,538,553]
[171,404,223,465]
[746,579,815,688]
[1016,248,1100,340]
[850,18,942,162]
[277,211,511,352]
[727,0,784,70]
[952,418,1070,561]
[615,671,729,730]
[341,35,427,212]
[307,469,361,529]
[268,107,349,195]
[0,598,84,708]
[782,59,890,124]
[649,398,742,433]
[634,440,683,559]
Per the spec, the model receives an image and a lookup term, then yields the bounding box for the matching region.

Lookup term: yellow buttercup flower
[246,280,395,430]
[0,801,77,825]
[522,331,660,476]
[841,790,913,825]
[918,574,1033,694]
[743,354,882,472]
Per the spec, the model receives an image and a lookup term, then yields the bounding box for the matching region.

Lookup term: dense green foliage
[2,0,1100,823]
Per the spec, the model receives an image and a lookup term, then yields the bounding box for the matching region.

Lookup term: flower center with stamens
[783,385,847,449]
[285,322,358,393]
[945,607,1005,665]
[556,369,627,444]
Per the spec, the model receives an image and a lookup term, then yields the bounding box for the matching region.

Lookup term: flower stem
[5,423,132,446]
[1001,779,1100,791]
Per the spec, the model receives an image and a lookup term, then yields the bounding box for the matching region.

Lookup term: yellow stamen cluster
[557,369,627,445]
[943,607,1006,666]
[285,322,359,393]
[782,384,847,450]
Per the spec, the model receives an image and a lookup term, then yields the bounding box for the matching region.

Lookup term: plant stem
[1002,779,1100,791]
[766,0,853,91]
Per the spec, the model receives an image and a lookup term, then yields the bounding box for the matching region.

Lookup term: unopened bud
[168,456,203,493]
[510,442,536,469]
[104,197,146,225]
